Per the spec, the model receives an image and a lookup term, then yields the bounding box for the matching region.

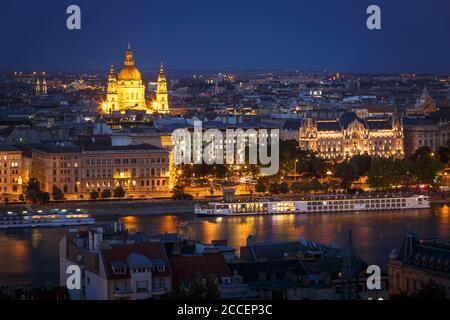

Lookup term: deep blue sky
[1,0,450,73]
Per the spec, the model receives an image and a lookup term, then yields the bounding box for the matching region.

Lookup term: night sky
[1,0,450,73]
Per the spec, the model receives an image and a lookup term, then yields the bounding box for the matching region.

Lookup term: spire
[108,63,116,81]
[42,77,47,95]
[35,78,41,95]
[341,230,358,300]
[124,44,134,67]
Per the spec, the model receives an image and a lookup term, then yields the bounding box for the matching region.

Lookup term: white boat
[0,208,95,229]
[195,194,430,217]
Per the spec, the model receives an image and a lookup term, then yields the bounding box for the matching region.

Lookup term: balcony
[113,288,133,299]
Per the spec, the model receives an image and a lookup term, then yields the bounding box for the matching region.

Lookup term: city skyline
[2,0,450,73]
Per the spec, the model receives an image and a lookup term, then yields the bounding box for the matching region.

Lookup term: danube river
[0,205,449,286]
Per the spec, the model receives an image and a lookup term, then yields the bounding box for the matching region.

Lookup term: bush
[172,185,193,200]
[101,189,112,199]
[279,182,289,193]
[113,186,126,198]
[269,183,280,194]
[52,186,64,201]
[255,182,267,193]
[90,190,99,200]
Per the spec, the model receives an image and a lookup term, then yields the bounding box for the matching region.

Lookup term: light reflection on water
[0,205,449,286]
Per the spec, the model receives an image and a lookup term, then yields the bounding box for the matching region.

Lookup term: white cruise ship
[0,209,95,229]
[195,194,430,217]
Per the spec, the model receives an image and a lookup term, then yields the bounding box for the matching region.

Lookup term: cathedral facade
[299,112,404,160]
[103,45,170,114]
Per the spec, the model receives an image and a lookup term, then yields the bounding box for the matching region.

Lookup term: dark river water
[1,205,449,287]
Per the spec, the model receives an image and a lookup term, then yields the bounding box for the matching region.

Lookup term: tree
[24,178,41,204]
[255,181,267,193]
[368,158,394,190]
[412,156,443,188]
[113,186,126,198]
[269,183,280,194]
[279,182,289,194]
[90,190,99,200]
[290,181,302,193]
[24,178,50,205]
[335,161,360,189]
[101,189,112,199]
[52,186,64,201]
[204,275,219,300]
[172,185,193,200]
[40,192,50,205]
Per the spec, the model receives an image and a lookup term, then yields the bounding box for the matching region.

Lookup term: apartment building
[30,142,170,199]
[0,145,22,201]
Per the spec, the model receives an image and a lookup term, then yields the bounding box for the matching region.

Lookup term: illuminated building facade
[389,234,450,298]
[104,45,148,114]
[30,143,170,199]
[0,145,22,200]
[299,112,404,159]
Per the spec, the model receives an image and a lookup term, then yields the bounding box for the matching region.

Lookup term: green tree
[279,182,289,193]
[204,275,219,300]
[412,156,443,188]
[24,178,41,204]
[255,181,267,193]
[291,181,304,193]
[269,183,280,194]
[40,192,50,205]
[172,184,193,200]
[368,158,393,190]
[101,189,112,199]
[52,186,64,201]
[335,161,360,189]
[113,186,126,198]
[90,190,99,200]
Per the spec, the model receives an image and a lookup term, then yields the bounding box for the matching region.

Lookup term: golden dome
[118,66,142,81]
[117,45,142,81]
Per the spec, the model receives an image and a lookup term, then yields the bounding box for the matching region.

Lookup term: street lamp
[294,159,299,180]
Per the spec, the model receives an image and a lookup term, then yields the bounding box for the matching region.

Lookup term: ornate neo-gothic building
[103,45,170,114]
[299,112,404,159]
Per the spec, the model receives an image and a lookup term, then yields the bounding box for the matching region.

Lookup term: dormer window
[113,267,126,275]
[157,265,165,272]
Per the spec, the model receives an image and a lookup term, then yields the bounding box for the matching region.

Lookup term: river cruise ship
[195,194,430,217]
[0,209,95,229]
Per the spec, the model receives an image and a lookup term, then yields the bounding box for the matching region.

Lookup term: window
[157,264,165,272]
[136,281,148,293]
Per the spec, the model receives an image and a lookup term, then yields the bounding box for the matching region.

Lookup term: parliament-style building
[103,45,170,114]
[299,112,404,159]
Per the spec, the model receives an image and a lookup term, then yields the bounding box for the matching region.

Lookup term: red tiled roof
[101,243,172,280]
[169,253,231,288]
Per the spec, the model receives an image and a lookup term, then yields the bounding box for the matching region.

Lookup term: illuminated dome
[117,45,142,81]
[118,66,142,81]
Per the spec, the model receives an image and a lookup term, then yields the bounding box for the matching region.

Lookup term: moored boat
[195,193,430,217]
[0,208,95,229]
